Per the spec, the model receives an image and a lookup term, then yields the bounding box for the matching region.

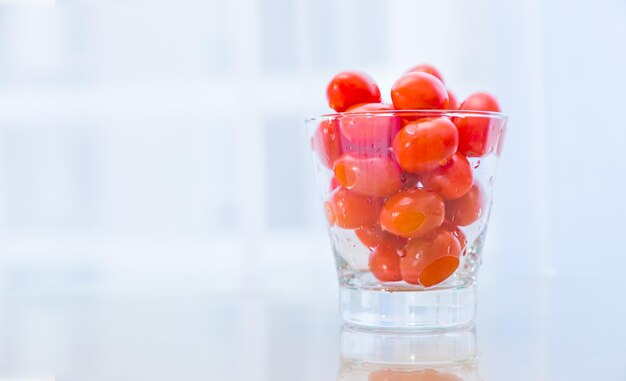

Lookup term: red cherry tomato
[447,89,459,109]
[333,153,403,197]
[326,71,381,112]
[329,176,341,191]
[391,72,448,110]
[369,245,402,282]
[445,184,484,226]
[392,117,458,173]
[455,92,502,157]
[401,226,461,287]
[420,153,473,200]
[311,118,342,168]
[340,103,401,156]
[404,64,445,83]
[379,189,444,238]
[355,224,406,251]
[325,187,382,229]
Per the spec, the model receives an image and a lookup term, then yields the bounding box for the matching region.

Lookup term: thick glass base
[339,285,476,330]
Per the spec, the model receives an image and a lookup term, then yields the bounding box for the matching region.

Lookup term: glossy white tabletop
[0,267,624,381]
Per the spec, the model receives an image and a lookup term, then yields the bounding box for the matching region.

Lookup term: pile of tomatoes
[312,65,504,288]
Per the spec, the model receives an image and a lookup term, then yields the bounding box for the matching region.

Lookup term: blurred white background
[0,0,625,379]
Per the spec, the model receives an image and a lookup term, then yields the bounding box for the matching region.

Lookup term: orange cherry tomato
[340,103,401,156]
[445,184,484,226]
[333,153,403,197]
[404,63,445,83]
[326,71,381,112]
[325,187,382,229]
[400,226,461,287]
[311,118,342,168]
[455,92,502,157]
[379,189,444,238]
[391,72,449,110]
[447,89,458,109]
[369,244,403,282]
[420,153,473,200]
[355,224,406,251]
[392,117,458,173]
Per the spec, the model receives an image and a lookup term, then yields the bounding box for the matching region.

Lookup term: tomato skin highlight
[392,117,459,174]
[445,184,484,226]
[379,189,445,239]
[326,71,382,112]
[369,245,403,282]
[391,72,449,110]
[311,118,342,168]
[455,92,502,157]
[333,153,403,197]
[400,226,462,287]
[326,187,382,229]
[404,64,445,83]
[420,153,473,200]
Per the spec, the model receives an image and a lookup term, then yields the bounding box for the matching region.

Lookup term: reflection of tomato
[326,71,381,112]
[401,227,462,287]
[455,92,501,157]
[369,368,462,381]
[380,189,444,238]
[334,154,403,197]
[329,176,340,191]
[391,72,448,110]
[356,224,406,251]
[311,119,342,168]
[420,153,473,200]
[369,245,402,282]
[340,103,401,156]
[325,187,381,229]
[445,184,484,226]
[392,117,458,173]
[404,64,445,83]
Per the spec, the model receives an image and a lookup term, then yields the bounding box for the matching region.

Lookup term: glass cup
[339,325,478,380]
[306,110,507,329]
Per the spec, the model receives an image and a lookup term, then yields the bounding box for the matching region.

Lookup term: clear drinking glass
[306,110,507,329]
[339,325,478,380]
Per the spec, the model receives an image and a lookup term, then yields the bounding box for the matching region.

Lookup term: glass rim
[306,109,508,123]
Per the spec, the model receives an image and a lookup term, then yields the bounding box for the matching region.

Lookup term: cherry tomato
[329,176,341,191]
[379,189,444,238]
[442,221,467,254]
[391,72,448,110]
[392,117,458,173]
[420,153,473,200]
[326,71,381,112]
[340,103,401,155]
[333,153,403,197]
[325,187,382,229]
[455,92,501,157]
[355,224,406,251]
[445,184,484,226]
[404,64,445,83]
[311,118,342,168]
[447,89,458,109]
[369,245,402,282]
[401,227,461,287]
